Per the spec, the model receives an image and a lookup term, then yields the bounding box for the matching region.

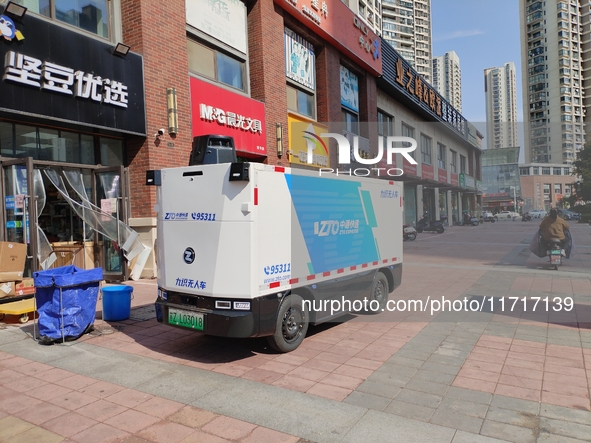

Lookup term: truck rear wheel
[267,294,309,352]
[365,272,389,314]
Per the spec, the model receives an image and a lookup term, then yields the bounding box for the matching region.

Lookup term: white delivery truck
[150,157,403,352]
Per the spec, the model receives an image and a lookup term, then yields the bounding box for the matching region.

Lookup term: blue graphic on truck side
[284,174,379,274]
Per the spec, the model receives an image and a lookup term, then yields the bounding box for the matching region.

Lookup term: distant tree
[572,145,591,202]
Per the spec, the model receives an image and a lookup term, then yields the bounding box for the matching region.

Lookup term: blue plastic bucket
[101,285,134,321]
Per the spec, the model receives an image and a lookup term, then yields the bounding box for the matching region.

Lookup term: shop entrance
[0,158,128,281]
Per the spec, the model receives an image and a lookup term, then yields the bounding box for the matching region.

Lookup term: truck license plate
[168,308,204,331]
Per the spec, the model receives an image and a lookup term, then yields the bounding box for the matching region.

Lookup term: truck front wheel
[267,294,309,352]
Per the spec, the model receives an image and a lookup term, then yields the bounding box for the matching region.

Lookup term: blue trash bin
[101,285,134,321]
[34,265,103,342]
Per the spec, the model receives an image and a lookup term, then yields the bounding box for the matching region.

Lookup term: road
[0,220,590,443]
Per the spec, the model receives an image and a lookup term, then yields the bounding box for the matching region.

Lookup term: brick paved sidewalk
[0,352,304,443]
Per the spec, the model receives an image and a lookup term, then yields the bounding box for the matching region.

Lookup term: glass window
[401,123,414,158]
[217,52,243,90]
[542,167,551,175]
[26,0,110,38]
[287,85,315,119]
[553,167,562,175]
[420,134,431,165]
[0,122,14,157]
[187,40,215,79]
[520,167,530,175]
[450,150,457,173]
[187,39,245,91]
[437,143,446,169]
[100,138,124,166]
[80,134,95,165]
[342,109,359,135]
[564,167,571,175]
[460,155,466,174]
[378,111,394,136]
[533,167,539,174]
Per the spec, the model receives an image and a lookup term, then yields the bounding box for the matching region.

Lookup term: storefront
[0,11,146,279]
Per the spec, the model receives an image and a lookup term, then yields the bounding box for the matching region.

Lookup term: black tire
[416,227,423,233]
[491,218,496,223]
[0,313,5,321]
[437,226,444,233]
[407,233,416,241]
[267,294,308,353]
[365,272,389,314]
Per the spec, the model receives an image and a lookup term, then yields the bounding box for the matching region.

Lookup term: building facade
[379,43,483,226]
[346,0,383,36]
[433,51,462,112]
[381,0,432,82]
[519,0,585,164]
[519,163,575,211]
[484,62,518,149]
[481,147,521,213]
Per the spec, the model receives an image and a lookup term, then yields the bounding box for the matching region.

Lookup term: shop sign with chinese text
[274,0,381,76]
[190,77,267,157]
[0,13,145,135]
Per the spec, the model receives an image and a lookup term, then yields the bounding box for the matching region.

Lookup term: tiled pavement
[1,222,591,442]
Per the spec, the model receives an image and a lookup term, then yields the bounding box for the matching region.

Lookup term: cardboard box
[0,242,27,272]
[0,271,24,282]
[15,286,35,297]
[15,278,34,290]
[0,281,35,298]
[0,281,15,298]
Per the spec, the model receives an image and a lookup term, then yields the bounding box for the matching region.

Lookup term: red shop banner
[421,164,434,181]
[190,77,267,157]
[450,173,459,187]
[438,168,447,184]
[403,157,417,177]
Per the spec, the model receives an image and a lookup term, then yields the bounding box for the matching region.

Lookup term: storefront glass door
[1,158,36,277]
[94,166,127,281]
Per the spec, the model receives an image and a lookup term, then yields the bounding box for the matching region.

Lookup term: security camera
[157,128,165,136]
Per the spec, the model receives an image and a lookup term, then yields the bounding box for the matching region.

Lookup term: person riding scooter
[539,209,569,251]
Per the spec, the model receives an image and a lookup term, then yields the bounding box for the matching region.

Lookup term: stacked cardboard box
[0,242,34,299]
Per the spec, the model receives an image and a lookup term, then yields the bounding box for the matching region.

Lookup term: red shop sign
[450,173,458,187]
[438,168,447,184]
[421,164,434,181]
[190,78,267,157]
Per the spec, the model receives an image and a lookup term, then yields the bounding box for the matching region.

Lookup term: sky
[431,0,522,124]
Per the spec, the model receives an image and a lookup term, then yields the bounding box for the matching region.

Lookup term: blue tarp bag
[34,265,103,343]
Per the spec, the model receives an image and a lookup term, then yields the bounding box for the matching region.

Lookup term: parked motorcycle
[403,224,417,241]
[522,212,532,222]
[416,213,445,234]
[459,213,479,226]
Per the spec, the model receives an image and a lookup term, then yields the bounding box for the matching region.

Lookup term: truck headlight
[233,301,250,311]
[158,288,167,300]
[215,300,231,309]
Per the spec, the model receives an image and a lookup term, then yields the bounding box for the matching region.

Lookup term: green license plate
[551,250,561,254]
[168,308,204,331]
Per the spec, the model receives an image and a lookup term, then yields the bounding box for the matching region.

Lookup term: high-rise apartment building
[347,0,383,36]
[381,0,432,82]
[433,51,462,112]
[484,63,518,149]
[519,0,584,164]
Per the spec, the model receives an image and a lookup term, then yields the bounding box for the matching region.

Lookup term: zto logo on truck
[305,133,417,177]
[183,247,195,264]
[314,219,360,236]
